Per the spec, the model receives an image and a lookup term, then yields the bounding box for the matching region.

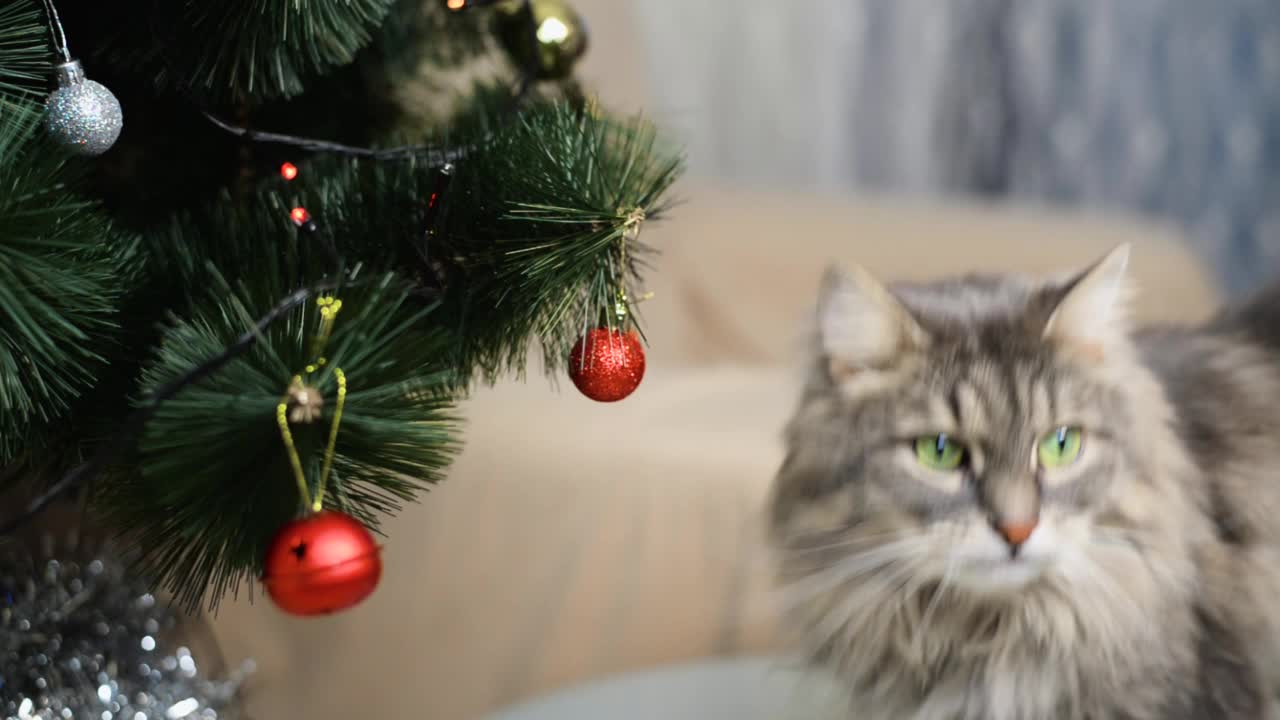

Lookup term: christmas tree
[0,0,682,614]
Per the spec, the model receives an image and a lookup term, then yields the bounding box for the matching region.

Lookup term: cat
[768,244,1280,720]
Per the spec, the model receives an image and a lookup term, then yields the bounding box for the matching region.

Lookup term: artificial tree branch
[0,284,332,537]
[199,0,545,162]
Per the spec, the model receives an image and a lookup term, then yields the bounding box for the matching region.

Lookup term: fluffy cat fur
[769,244,1280,720]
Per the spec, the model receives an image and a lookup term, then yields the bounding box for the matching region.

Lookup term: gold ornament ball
[495,0,589,80]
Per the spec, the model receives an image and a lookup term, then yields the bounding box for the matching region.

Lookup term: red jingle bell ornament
[568,327,646,402]
[262,510,382,616]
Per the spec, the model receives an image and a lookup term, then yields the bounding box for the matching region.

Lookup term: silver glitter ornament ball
[43,60,123,156]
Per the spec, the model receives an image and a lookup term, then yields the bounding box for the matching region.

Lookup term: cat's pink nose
[997,521,1036,548]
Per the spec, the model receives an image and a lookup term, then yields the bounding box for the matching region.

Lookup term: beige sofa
[206,3,1223,717]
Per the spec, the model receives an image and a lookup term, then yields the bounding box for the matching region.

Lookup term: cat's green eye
[914,434,967,471]
[1038,426,1083,468]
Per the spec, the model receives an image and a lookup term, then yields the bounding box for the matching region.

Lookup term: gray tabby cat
[769,245,1280,720]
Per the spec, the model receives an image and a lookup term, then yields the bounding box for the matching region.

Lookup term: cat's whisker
[1090,526,1170,583]
[775,538,925,610]
[813,560,922,643]
[912,552,958,657]
[1092,525,1152,546]
[1067,556,1145,645]
[782,529,917,556]
[775,565,897,614]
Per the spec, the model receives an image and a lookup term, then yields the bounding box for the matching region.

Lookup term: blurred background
[601,0,1280,293]
[205,1,1258,718]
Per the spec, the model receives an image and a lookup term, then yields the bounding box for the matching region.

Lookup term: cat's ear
[1042,244,1133,359]
[818,265,928,380]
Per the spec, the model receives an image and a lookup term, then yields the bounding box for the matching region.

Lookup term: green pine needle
[98,271,461,612]
[0,110,123,465]
[438,101,686,379]
[103,0,397,102]
[0,1,50,105]
[138,98,684,388]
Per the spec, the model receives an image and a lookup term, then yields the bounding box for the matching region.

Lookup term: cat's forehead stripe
[946,383,963,426]
[920,352,1093,448]
[1003,361,1026,422]
[894,274,1043,328]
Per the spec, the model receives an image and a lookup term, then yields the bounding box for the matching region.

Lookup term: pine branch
[139,98,682,381]
[0,285,321,539]
[0,109,124,466]
[0,0,51,106]
[438,101,685,379]
[100,0,397,103]
[94,271,460,611]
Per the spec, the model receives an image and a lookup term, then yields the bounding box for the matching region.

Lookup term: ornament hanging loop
[612,207,647,325]
[38,0,72,62]
[311,296,343,361]
[276,297,351,514]
[276,390,312,509]
[617,206,645,267]
[620,207,646,241]
[314,367,347,512]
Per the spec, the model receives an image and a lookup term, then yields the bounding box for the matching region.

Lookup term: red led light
[290,207,311,225]
[280,162,299,181]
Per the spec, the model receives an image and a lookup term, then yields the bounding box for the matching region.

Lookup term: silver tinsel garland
[0,538,253,720]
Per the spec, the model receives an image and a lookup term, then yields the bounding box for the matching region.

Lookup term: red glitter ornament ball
[568,328,646,402]
[262,510,382,616]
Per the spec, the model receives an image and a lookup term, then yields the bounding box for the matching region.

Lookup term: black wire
[0,284,330,537]
[200,111,474,163]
